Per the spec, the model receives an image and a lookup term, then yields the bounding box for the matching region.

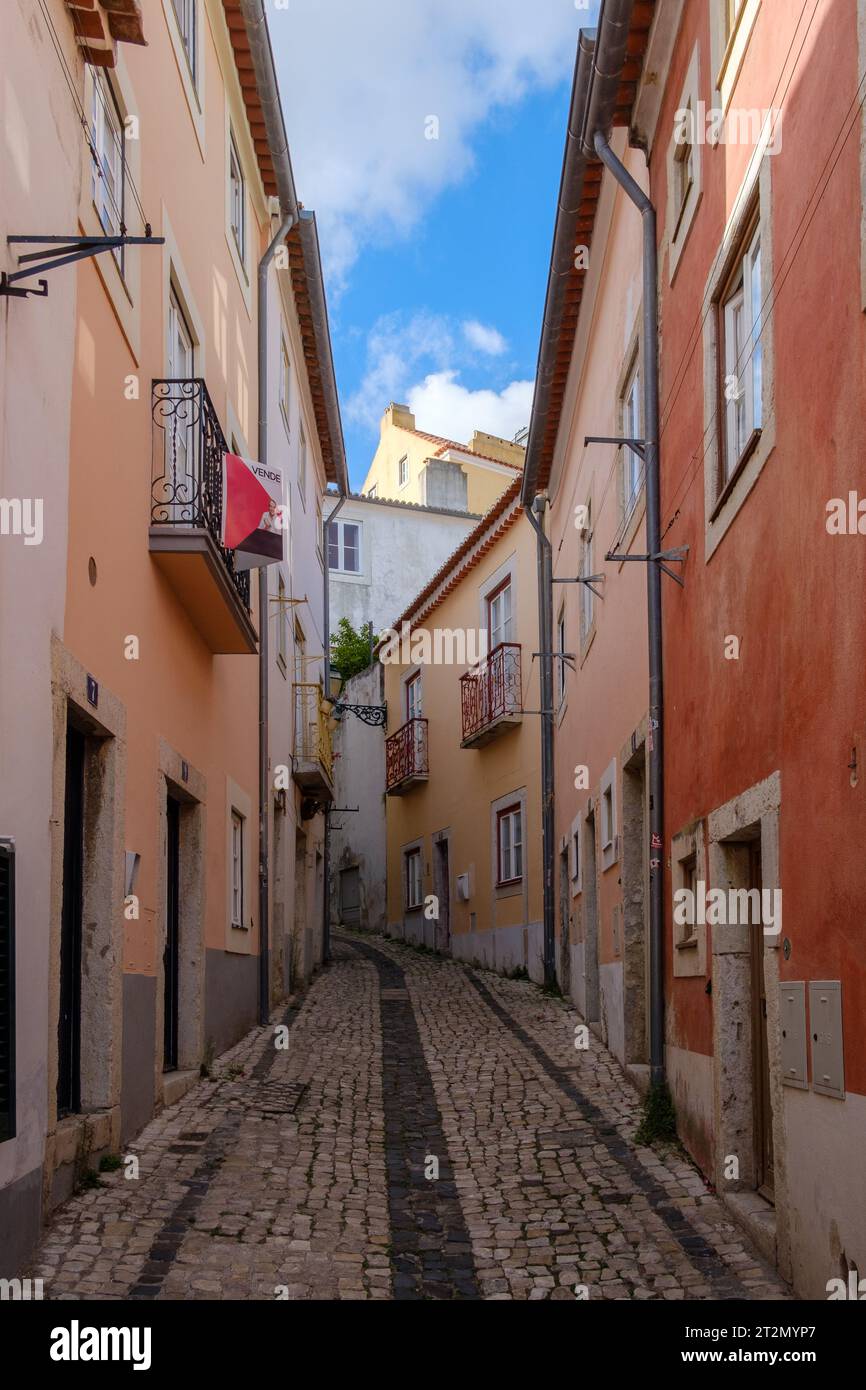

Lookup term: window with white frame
[621,353,643,518]
[277,573,288,669]
[673,103,695,237]
[497,804,523,886]
[230,810,244,927]
[91,71,125,267]
[398,455,409,488]
[720,217,762,482]
[172,0,197,84]
[405,848,423,910]
[405,671,422,721]
[572,828,581,885]
[723,0,747,44]
[600,758,617,870]
[298,424,307,505]
[328,518,361,574]
[229,131,246,263]
[578,504,594,647]
[280,335,291,432]
[556,609,567,706]
[487,579,513,650]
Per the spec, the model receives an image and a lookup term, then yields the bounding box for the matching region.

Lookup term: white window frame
[298,424,307,508]
[621,351,643,519]
[556,609,567,707]
[497,805,523,887]
[570,811,584,893]
[327,518,361,575]
[277,573,288,671]
[172,0,198,85]
[721,218,762,481]
[279,334,291,435]
[398,455,409,489]
[91,70,125,267]
[230,809,244,927]
[229,130,246,264]
[600,758,618,871]
[405,669,423,722]
[578,504,594,653]
[668,44,702,283]
[487,579,513,650]
[405,847,423,911]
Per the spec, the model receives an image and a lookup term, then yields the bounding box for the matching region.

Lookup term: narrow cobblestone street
[30,933,788,1302]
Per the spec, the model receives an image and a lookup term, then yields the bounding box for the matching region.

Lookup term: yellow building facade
[382,480,544,979]
[361,403,524,515]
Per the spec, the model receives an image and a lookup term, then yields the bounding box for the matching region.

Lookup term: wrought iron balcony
[293,683,334,799]
[460,642,523,747]
[150,379,257,654]
[385,718,429,795]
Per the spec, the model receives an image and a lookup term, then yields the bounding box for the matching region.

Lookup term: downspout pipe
[525,496,556,991]
[257,212,294,1026]
[592,127,665,1088]
[239,0,301,1025]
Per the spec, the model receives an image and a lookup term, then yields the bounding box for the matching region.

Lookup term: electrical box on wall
[779,981,807,1089]
[809,980,845,1100]
[456,873,470,902]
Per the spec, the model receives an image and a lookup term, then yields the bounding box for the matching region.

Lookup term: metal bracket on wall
[604,545,689,587]
[1,232,165,298]
[553,574,606,600]
[332,701,387,729]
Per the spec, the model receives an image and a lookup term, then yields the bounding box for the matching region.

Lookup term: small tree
[330,617,374,681]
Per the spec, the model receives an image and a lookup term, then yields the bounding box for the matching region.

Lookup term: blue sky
[270,0,599,490]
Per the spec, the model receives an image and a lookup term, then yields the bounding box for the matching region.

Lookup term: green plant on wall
[330,617,374,682]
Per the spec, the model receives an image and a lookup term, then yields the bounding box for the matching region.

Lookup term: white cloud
[463,320,508,356]
[269,0,585,287]
[346,312,532,444]
[408,371,532,444]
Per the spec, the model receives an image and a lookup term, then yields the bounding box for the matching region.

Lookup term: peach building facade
[383,481,544,978]
[0,0,345,1275]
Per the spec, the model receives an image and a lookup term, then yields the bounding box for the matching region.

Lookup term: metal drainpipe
[524,495,556,990]
[257,213,295,1026]
[322,493,345,964]
[593,129,665,1087]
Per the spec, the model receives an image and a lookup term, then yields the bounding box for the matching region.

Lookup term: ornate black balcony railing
[151,379,250,610]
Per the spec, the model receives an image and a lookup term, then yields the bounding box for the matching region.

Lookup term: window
[230,810,244,927]
[91,71,125,268]
[721,219,762,481]
[497,805,523,886]
[277,574,288,669]
[572,830,581,885]
[621,354,642,518]
[487,579,513,650]
[602,786,614,850]
[406,672,422,721]
[280,335,291,433]
[398,455,409,488]
[600,758,617,870]
[405,848,423,910]
[229,131,246,263]
[578,504,594,647]
[680,855,698,943]
[723,0,747,43]
[298,424,307,505]
[556,610,567,706]
[327,519,361,574]
[673,105,694,237]
[172,0,197,84]
[0,841,15,1143]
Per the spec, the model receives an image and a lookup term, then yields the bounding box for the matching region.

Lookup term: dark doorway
[58,721,85,1117]
[163,794,181,1072]
[433,838,450,952]
[749,841,774,1201]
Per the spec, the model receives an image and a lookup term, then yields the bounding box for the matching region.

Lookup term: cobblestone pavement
[28,932,789,1301]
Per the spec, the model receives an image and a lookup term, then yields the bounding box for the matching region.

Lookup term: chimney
[381,402,415,434]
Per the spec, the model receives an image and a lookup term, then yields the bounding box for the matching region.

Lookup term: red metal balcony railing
[460,642,522,745]
[385,718,429,793]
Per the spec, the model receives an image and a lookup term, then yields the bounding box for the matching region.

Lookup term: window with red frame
[496,804,523,886]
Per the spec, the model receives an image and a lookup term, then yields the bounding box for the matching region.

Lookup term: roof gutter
[521,28,595,507]
[238,0,300,221]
